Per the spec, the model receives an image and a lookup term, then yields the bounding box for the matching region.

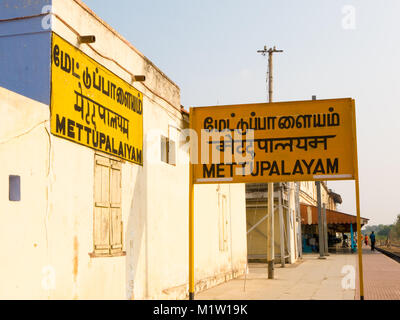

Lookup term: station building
[0,0,247,299]
[246,182,302,265]
[299,181,369,252]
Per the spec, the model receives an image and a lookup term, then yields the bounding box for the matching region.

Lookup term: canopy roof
[300,204,369,227]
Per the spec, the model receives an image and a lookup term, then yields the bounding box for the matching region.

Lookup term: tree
[391,214,400,239]
[377,225,392,238]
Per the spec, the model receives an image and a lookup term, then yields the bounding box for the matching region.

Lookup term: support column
[278,185,285,267]
[323,204,329,256]
[316,181,326,259]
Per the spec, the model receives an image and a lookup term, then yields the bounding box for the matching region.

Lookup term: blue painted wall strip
[0,1,52,105]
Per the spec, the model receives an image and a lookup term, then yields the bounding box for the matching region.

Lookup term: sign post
[188,98,364,300]
[352,99,365,300]
[50,33,143,165]
[189,108,195,300]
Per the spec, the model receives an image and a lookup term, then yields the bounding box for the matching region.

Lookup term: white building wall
[0,0,247,300]
[0,89,49,299]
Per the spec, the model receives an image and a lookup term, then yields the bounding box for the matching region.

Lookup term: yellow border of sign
[49,32,144,166]
[189,107,195,300]
[191,98,356,184]
[188,99,365,300]
[351,99,364,300]
[193,97,353,110]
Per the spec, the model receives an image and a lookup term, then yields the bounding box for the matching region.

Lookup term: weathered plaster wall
[0,0,248,300]
[0,87,49,299]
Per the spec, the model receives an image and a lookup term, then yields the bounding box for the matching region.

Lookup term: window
[218,193,228,252]
[9,175,21,201]
[161,135,176,165]
[93,154,123,256]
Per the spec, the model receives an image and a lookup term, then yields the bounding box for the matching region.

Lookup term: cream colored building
[246,182,301,264]
[299,181,341,211]
[246,179,342,262]
[0,0,247,300]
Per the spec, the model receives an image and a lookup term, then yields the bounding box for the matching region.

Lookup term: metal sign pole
[257,45,283,279]
[323,204,329,256]
[316,181,326,259]
[355,178,364,300]
[189,108,195,300]
[351,99,364,300]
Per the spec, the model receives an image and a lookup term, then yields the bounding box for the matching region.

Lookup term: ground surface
[357,246,400,300]
[196,252,357,300]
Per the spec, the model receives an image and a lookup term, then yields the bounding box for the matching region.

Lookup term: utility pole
[295,182,303,259]
[313,96,326,260]
[257,46,283,278]
[323,204,329,256]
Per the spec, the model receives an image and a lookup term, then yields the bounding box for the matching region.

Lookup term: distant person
[364,234,368,246]
[370,231,376,251]
[342,234,349,248]
[386,237,391,248]
[309,235,317,252]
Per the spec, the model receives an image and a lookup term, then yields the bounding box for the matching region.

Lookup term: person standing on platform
[309,235,317,253]
[370,231,376,251]
[364,234,368,246]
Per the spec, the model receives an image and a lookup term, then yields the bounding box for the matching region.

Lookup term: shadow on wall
[125,144,148,300]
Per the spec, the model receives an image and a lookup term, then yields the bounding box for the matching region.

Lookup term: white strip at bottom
[313,174,353,180]
[196,177,234,183]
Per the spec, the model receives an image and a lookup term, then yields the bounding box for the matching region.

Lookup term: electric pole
[257,45,283,279]
[312,95,327,260]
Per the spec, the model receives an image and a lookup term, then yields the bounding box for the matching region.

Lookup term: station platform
[196,252,357,300]
[357,246,400,300]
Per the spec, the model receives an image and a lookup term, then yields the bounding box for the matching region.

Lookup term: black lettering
[292,160,304,175]
[53,45,60,67]
[281,160,291,175]
[118,142,124,156]
[99,133,106,149]
[203,164,215,178]
[327,158,339,174]
[84,127,91,144]
[302,159,315,174]
[227,163,235,177]
[61,51,71,73]
[112,138,118,154]
[137,149,142,163]
[269,161,280,176]
[105,135,111,152]
[250,161,259,176]
[260,161,270,176]
[216,164,225,178]
[131,147,136,161]
[76,123,83,141]
[126,145,132,159]
[67,119,75,139]
[55,114,65,135]
[92,130,99,147]
[313,159,326,175]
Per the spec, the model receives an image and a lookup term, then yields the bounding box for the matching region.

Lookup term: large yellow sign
[50,33,143,165]
[191,98,357,183]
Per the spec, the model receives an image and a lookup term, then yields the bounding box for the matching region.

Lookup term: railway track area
[375,242,400,263]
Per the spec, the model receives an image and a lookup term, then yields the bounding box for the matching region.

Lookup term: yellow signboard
[191,98,357,183]
[50,33,143,165]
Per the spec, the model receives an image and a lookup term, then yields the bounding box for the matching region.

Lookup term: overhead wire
[0,12,185,122]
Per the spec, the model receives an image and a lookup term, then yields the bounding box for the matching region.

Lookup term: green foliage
[377,225,392,237]
[392,214,400,239]
[362,214,400,240]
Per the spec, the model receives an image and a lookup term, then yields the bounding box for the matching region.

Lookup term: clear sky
[83,0,400,226]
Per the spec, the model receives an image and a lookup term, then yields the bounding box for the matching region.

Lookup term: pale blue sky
[84,0,400,225]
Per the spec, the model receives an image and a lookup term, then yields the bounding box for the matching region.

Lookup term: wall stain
[73,236,79,300]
